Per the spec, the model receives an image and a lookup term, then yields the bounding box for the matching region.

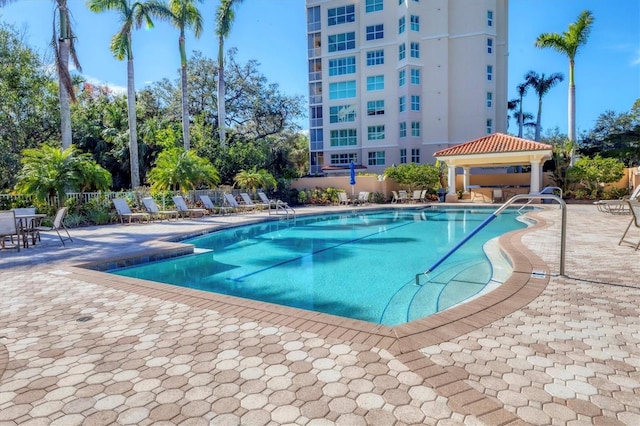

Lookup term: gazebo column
[529,160,542,194]
[462,167,470,193]
[446,164,458,202]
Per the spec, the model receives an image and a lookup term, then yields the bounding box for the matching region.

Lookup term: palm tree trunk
[127,57,140,188]
[535,97,542,141]
[217,37,226,148]
[518,95,524,138]
[568,59,576,165]
[179,30,190,151]
[58,38,72,149]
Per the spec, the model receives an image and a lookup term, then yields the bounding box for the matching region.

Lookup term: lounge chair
[595,186,640,215]
[357,191,370,205]
[223,193,254,213]
[338,192,349,205]
[142,197,179,221]
[398,190,408,203]
[492,188,504,203]
[619,200,640,250]
[199,194,232,215]
[239,193,260,210]
[257,192,294,216]
[410,190,422,203]
[36,207,73,246]
[0,210,21,251]
[391,191,400,204]
[112,198,150,224]
[172,195,207,218]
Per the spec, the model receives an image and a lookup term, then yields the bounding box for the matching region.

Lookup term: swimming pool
[111,208,528,325]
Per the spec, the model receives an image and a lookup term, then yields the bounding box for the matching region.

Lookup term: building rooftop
[434,133,553,157]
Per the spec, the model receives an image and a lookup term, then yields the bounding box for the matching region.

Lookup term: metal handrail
[420,194,567,280]
[518,186,563,214]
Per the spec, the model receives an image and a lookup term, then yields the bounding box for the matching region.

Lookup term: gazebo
[434,133,553,203]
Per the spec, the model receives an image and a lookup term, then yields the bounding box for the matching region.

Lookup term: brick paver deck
[1,203,639,425]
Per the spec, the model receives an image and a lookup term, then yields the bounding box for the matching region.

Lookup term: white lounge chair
[595,186,640,215]
[0,210,21,251]
[411,190,422,203]
[112,198,150,224]
[36,207,73,246]
[619,200,640,250]
[142,197,179,221]
[337,192,349,205]
[239,193,260,210]
[172,195,207,218]
[492,188,504,203]
[357,191,370,205]
[224,193,254,213]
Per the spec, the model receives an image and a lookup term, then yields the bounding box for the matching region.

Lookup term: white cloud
[83,75,127,95]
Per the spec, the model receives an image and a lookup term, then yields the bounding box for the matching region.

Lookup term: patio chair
[199,194,233,215]
[142,197,179,221]
[36,207,73,246]
[338,192,349,205]
[112,198,150,224]
[239,193,260,210]
[223,193,254,213]
[13,207,39,245]
[0,210,21,251]
[357,191,370,205]
[619,200,640,250]
[172,195,207,218]
[595,186,640,215]
[492,188,504,203]
[398,190,408,203]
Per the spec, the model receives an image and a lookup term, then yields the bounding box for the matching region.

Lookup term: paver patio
[1,203,639,425]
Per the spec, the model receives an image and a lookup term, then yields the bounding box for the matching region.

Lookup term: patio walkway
[1,203,639,425]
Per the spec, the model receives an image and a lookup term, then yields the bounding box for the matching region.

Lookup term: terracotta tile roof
[434,133,552,157]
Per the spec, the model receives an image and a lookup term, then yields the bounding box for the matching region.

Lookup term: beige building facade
[306,0,509,175]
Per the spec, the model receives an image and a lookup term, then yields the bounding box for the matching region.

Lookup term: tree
[215,0,243,147]
[146,148,220,192]
[154,0,203,151]
[515,82,529,138]
[234,167,276,192]
[524,71,565,141]
[568,155,624,198]
[15,145,111,206]
[536,10,594,143]
[87,0,167,189]
[383,163,440,192]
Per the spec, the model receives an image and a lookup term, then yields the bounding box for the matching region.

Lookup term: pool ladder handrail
[417,193,567,285]
[269,200,296,219]
[517,186,563,214]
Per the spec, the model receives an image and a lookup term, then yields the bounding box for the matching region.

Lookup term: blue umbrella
[349,161,356,196]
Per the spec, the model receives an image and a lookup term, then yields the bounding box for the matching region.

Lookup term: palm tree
[153,0,203,151]
[1,0,81,149]
[525,71,565,141]
[215,0,243,148]
[146,148,220,192]
[515,82,529,138]
[535,10,594,142]
[512,111,536,135]
[87,0,167,189]
[234,167,276,193]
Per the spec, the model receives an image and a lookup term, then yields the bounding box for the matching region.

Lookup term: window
[329,105,356,123]
[411,148,420,163]
[366,24,384,41]
[310,129,323,150]
[330,129,357,146]
[487,38,493,54]
[398,69,406,86]
[331,153,357,165]
[411,121,420,137]
[308,58,321,82]
[367,100,384,116]
[328,32,356,52]
[367,125,385,140]
[366,75,384,91]
[366,50,384,66]
[410,68,420,84]
[410,15,420,31]
[487,10,493,27]
[398,16,405,34]
[399,96,406,112]
[411,95,420,111]
[329,57,356,76]
[486,92,493,108]
[400,148,407,164]
[410,42,420,58]
[399,122,407,138]
[329,81,356,99]
[308,32,321,57]
[399,43,406,60]
[327,5,355,26]
[309,82,322,104]
[310,105,323,127]
[368,151,385,166]
[365,0,383,13]
[307,6,320,32]
[487,65,493,81]
[486,118,493,134]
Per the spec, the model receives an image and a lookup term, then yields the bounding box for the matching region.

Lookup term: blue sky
[1,0,639,136]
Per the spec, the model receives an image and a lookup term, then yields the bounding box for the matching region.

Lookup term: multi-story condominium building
[306,0,508,175]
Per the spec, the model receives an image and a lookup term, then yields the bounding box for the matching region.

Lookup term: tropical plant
[14,145,112,206]
[87,0,168,189]
[146,148,220,192]
[153,0,203,151]
[535,10,594,143]
[548,138,575,192]
[383,163,440,192]
[568,155,624,198]
[234,167,276,192]
[215,0,244,147]
[525,71,565,141]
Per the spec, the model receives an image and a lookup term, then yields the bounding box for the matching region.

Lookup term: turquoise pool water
[111,208,528,325]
